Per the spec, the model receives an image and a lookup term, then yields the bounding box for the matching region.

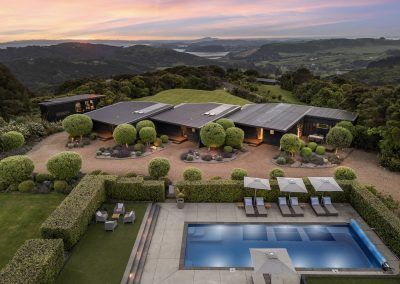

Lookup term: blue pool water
[184,223,381,269]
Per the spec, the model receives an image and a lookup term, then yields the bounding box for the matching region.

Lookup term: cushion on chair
[278,197,287,205]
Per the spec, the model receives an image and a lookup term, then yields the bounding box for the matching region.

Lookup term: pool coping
[178,221,384,273]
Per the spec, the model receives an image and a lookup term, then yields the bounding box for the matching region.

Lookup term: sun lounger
[310,197,327,216]
[278,197,293,217]
[289,197,304,217]
[255,197,268,217]
[322,197,339,216]
[244,197,256,217]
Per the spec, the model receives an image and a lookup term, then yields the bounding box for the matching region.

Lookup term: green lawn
[306,276,400,284]
[57,203,148,284]
[255,84,300,104]
[0,193,65,269]
[135,88,250,105]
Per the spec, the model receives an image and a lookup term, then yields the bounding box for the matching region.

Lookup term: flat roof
[39,94,105,106]
[86,101,173,126]
[150,103,241,129]
[228,103,357,131]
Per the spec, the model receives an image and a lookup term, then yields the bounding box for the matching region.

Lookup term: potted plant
[176,188,185,209]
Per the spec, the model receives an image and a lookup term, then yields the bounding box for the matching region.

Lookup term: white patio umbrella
[308,177,343,196]
[276,177,307,197]
[244,177,271,202]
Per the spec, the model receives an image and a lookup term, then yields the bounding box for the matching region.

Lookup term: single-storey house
[227,103,357,146]
[39,94,105,122]
[85,101,173,139]
[150,103,241,144]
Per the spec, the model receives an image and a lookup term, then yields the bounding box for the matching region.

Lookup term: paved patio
[140,202,399,284]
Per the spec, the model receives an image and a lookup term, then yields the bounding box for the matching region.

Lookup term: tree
[46,152,82,180]
[139,127,157,146]
[200,122,226,149]
[136,120,155,133]
[113,124,137,147]
[280,134,301,156]
[216,118,235,130]
[148,158,170,179]
[62,114,93,139]
[336,121,356,137]
[326,126,353,155]
[225,127,244,148]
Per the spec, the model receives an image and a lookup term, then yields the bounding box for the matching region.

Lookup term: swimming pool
[183,223,383,270]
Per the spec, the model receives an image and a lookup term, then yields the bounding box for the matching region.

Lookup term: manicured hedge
[0,238,64,284]
[105,177,165,202]
[350,184,400,257]
[40,175,115,249]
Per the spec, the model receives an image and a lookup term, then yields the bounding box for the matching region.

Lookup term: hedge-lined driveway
[27,132,400,200]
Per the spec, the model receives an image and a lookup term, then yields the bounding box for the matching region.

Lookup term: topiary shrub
[223,145,233,153]
[231,168,247,180]
[0,155,34,185]
[299,139,306,149]
[310,155,325,165]
[154,137,162,147]
[300,147,313,158]
[139,127,157,146]
[315,145,326,155]
[133,143,144,152]
[326,126,353,154]
[280,134,301,156]
[225,127,244,149]
[276,156,286,165]
[18,180,35,193]
[113,124,137,147]
[136,120,155,133]
[186,154,194,161]
[307,142,318,152]
[269,168,285,180]
[1,131,25,151]
[54,180,68,193]
[336,121,356,137]
[62,114,93,138]
[334,166,357,180]
[216,118,235,130]
[200,122,226,148]
[46,152,82,181]
[160,135,169,144]
[35,173,54,183]
[148,157,170,179]
[183,167,202,181]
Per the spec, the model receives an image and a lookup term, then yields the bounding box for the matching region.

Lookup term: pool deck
[140,203,399,284]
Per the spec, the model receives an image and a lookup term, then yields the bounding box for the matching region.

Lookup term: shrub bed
[0,238,64,284]
[40,175,115,249]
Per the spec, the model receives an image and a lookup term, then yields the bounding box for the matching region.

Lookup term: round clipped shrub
[315,146,326,155]
[307,142,318,152]
[54,180,68,193]
[1,131,25,151]
[113,124,137,147]
[276,157,286,165]
[46,152,82,180]
[223,145,233,153]
[300,147,313,158]
[140,127,157,145]
[183,167,202,181]
[299,139,306,149]
[148,157,170,179]
[216,118,235,130]
[200,122,226,148]
[154,137,162,147]
[62,114,93,138]
[160,135,169,144]
[18,180,35,193]
[336,121,356,137]
[0,155,34,185]
[35,173,54,183]
[269,168,285,180]
[231,168,247,180]
[280,134,301,156]
[334,166,357,180]
[133,143,144,152]
[136,120,155,133]
[326,126,353,153]
[225,127,244,149]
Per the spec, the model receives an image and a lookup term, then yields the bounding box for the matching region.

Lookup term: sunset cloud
[1,0,399,41]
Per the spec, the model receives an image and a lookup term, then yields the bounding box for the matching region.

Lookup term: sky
[1,0,400,42]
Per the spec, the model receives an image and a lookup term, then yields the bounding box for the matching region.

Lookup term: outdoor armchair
[104,220,118,232]
[123,210,136,224]
[114,203,125,214]
[95,210,108,223]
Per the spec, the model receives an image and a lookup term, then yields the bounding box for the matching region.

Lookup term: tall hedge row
[105,177,165,202]
[40,175,116,249]
[350,184,400,257]
[0,239,64,284]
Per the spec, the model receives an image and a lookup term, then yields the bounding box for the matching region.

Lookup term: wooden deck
[96,131,113,141]
[168,135,188,144]
[244,137,263,147]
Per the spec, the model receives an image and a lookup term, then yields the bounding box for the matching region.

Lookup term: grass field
[0,193,64,269]
[135,88,250,105]
[57,203,148,284]
[306,276,400,284]
[255,84,300,104]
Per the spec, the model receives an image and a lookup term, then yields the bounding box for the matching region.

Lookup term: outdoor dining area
[95,203,136,232]
[241,176,343,217]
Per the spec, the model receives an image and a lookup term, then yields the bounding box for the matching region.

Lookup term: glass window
[75,102,82,113]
